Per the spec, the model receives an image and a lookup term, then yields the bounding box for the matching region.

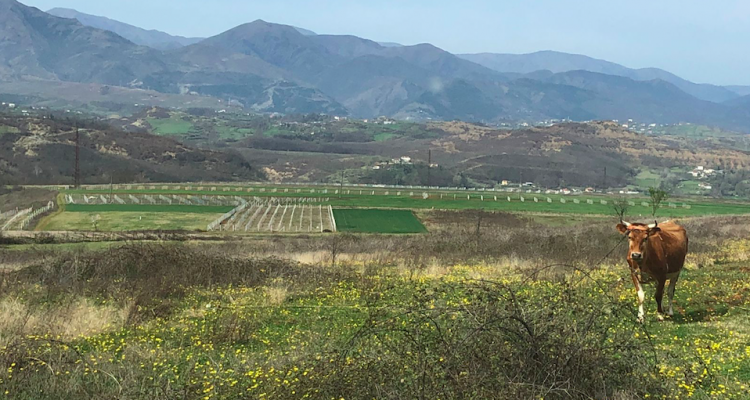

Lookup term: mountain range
[459,51,746,103]
[2,0,750,131]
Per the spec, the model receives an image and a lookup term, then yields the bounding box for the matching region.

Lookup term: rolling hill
[0,114,265,185]
[538,71,732,123]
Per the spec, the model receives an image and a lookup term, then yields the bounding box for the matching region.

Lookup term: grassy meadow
[1,213,750,399]
[64,204,234,214]
[333,209,427,233]
[41,212,223,232]
[62,186,750,218]
[147,117,195,136]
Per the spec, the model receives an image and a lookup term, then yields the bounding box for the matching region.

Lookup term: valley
[2,2,750,400]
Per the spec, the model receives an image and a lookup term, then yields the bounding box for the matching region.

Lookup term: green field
[651,123,742,138]
[216,125,254,140]
[634,170,661,188]
[373,132,397,142]
[61,186,750,218]
[0,125,20,134]
[65,204,234,213]
[147,117,194,136]
[333,209,427,233]
[43,211,223,231]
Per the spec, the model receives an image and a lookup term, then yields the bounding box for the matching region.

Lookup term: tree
[612,197,629,222]
[648,187,669,218]
[91,214,101,231]
[326,233,354,267]
[734,181,750,198]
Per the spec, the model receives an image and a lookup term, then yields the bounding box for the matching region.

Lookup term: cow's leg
[666,273,680,317]
[655,279,666,321]
[631,272,645,323]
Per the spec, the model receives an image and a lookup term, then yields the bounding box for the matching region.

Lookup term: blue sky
[22,0,750,85]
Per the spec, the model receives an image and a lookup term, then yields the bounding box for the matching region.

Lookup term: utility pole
[109,176,113,203]
[603,167,607,189]
[427,149,432,188]
[74,124,80,189]
[339,170,344,198]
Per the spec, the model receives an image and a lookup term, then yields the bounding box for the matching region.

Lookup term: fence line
[1,207,33,231]
[0,208,19,220]
[329,206,337,232]
[207,203,246,231]
[19,201,55,230]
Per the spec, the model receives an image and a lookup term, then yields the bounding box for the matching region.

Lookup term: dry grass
[0,297,128,346]
[263,284,289,306]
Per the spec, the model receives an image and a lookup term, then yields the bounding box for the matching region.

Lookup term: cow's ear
[616,224,628,234]
[648,227,661,235]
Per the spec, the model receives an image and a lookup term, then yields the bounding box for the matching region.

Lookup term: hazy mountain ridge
[47,7,203,50]
[459,51,741,103]
[2,0,750,130]
[1,3,345,114]
[46,7,319,50]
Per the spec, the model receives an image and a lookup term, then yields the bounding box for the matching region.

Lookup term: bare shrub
[287,275,671,400]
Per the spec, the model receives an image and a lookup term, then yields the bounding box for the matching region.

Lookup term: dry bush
[264,284,289,306]
[1,243,357,325]
[286,275,671,400]
[0,296,128,346]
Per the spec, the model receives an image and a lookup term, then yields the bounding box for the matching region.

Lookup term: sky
[21,0,750,85]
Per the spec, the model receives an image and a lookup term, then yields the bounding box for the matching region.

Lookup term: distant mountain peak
[0,0,21,10]
[459,51,739,103]
[46,7,203,50]
[2,1,750,131]
[47,7,82,16]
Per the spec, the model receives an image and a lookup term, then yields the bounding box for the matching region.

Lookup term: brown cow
[616,220,688,322]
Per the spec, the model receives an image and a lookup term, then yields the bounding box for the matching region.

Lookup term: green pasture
[216,125,254,140]
[64,204,234,213]
[147,117,194,136]
[42,211,222,231]
[333,209,427,233]
[61,187,750,218]
[373,132,397,142]
[652,123,742,138]
[0,125,20,135]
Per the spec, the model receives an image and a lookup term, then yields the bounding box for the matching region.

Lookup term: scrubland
[0,212,749,399]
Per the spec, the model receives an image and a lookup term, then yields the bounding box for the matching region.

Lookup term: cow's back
[657,221,688,273]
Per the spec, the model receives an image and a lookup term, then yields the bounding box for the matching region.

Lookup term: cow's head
[616,221,661,264]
